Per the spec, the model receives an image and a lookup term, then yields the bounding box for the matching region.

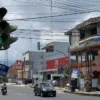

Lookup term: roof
[64,16,100,35]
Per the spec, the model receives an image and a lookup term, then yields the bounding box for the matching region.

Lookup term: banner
[71,70,79,79]
[0,64,9,76]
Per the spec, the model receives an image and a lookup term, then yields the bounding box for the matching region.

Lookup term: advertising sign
[16,60,23,70]
[71,70,79,79]
[80,79,85,88]
[0,63,9,76]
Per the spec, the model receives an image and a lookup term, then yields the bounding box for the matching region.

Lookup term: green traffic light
[0,36,2,44]
[0,7,18,50]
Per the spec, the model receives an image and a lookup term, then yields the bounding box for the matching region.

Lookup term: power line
[4,9,100,21]
[13,0,100,13]
[12,36,68,41]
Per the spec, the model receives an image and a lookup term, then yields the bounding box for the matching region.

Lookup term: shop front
[71,36,100,91]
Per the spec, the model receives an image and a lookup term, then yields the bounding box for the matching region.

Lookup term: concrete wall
[71,29,80,46]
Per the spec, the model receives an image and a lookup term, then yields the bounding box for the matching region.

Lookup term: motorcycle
[1,86,7,95]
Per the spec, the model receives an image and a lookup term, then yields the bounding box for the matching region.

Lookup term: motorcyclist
[3,83,7,90]
[1,83,7,92]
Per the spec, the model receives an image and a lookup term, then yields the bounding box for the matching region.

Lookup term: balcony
[70,35,100,52]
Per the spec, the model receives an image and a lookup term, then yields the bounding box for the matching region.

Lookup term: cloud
[84,12,100,20]
[5,13,23,20]
[1,0,100,65]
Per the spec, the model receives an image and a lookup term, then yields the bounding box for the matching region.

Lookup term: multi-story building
[23,42,69,83]
[65,17,100,90]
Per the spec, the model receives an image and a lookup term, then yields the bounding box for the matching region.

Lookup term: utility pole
[68,43,71,85]
[32,61,34,85]
[22,58,25,84]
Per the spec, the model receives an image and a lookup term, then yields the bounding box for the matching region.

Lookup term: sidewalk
[6,83,33,88]
[63,88,100,96]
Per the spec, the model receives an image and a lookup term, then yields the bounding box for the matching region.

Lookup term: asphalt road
[0,85,100,100]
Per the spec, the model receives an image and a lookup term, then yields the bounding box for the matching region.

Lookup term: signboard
[71,70,79,79]
[92,79,98,88]
[0,64,9,76]
[16,60,23,70]
[47,57,69,70]
[80,79,85,88]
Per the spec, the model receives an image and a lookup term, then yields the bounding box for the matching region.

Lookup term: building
[23,42,69,83]
[65,17,100,91]
[7,64,17,79]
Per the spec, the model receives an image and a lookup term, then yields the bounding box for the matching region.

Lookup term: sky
[0,0,100,66]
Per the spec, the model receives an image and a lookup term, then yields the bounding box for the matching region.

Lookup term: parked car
[34,82,56,97]
[23,78,32,84]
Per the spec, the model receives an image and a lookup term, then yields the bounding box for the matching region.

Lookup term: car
[34,82,56,97]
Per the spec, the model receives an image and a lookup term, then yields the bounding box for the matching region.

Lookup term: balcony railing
[70,35,100,51]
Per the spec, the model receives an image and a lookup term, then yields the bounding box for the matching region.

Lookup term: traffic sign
[16,60,23,70]
[0,63,9,76]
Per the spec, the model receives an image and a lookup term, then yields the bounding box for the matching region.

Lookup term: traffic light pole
[22,64,24,84]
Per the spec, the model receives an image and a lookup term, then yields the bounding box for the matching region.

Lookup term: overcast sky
[0,0,100,66]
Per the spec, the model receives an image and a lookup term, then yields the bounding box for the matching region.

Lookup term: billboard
[0,64,9,76]
[16,60,23,70]
[47,57,69,70]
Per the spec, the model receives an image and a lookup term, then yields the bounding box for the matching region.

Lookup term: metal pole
[22,58,25,84]
[68,44,71,84]
[32,61,34,85]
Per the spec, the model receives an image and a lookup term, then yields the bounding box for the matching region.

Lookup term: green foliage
[65,67,70,75]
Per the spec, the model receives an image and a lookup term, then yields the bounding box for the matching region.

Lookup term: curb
[64,90,100,97]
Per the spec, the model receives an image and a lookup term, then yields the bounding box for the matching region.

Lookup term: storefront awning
[42,69,57,72]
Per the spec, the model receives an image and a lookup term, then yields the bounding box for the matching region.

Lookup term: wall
[47,57,69,70]
[54,42,69,56]
[17,71,28,78]
[71,29,80,46]
[7,64,17,78]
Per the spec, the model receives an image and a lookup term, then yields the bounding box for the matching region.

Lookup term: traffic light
[37,41,40,50]
[0,7,18,50]
[0,7,7,20]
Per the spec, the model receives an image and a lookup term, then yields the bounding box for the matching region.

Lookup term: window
[40,83,51,87]
[80,30,85,39]
[46,46,53,52]
[90,28,97,35]
[92,51,98,61]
